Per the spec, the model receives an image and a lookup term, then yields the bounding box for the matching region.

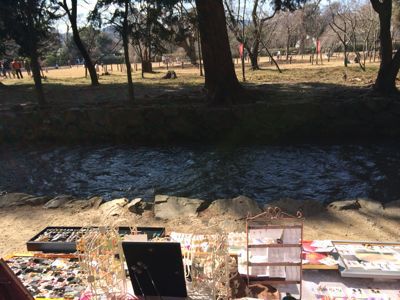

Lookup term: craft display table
[333,240,400,279]
[302,240,338,271]
[2,223,400,300]
[302,269,400,299]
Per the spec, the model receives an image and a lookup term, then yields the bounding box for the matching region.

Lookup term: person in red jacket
[11,58,23,79]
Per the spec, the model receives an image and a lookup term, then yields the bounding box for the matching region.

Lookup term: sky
[56,0,97,33]
[55,0,350,33]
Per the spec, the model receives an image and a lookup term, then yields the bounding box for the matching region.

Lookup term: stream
[1,143,399,203]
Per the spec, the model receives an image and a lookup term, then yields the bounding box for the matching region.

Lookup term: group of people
[0,58,30,79]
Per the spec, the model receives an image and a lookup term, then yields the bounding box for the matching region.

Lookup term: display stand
[246,207,304,299]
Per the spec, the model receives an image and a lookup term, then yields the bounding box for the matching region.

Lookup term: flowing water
[1,143,400,204]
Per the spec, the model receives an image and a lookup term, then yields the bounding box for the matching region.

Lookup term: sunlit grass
[0,59,394,108]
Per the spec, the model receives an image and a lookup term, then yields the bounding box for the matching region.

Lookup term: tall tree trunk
[373,30,378,62]
[286,31,290,62]
[123,0,134,102]
[179,38,197,65]
[197,27,203,76]
[249,41,260,70]
[195,0,241,103]
[26,0,46,106]
[30,51,46,107]
[71,26,99,86]
[371,0,400,94]
[141,47,153,73]
[142,60,153,73]
[249,52,259,70]
[299,36,306,55]
[66,0,99,86]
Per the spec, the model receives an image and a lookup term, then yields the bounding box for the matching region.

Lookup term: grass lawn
[0,58,396,110]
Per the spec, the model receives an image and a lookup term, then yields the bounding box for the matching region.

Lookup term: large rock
[357,198,384,212]
[24,195,51,206]
[328,200,361,211]
[0,193,50,208]
[0,193,34,208]
[127,198,144,214]
[64,200,92,210]
[154,195,204,220]
[208,218,244,232]
[44,195,74,209]
[266,198,325,217]
[99,198,129,217]
[383,200,400,218]
[203,196,262,219]
[88,196,103,209]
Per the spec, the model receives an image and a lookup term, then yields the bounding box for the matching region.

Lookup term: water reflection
[1,143,399,203]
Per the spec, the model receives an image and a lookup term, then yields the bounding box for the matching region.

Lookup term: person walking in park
[2,59,11,78]
[24,59,31,76]
[10,60,16,78]
[12,58,23,79]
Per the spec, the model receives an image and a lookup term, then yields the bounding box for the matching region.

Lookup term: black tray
[27,226,166,253]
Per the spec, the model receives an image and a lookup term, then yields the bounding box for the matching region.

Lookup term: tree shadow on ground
[0,81,396,111]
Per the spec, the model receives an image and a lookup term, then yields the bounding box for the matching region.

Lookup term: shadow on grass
[0,80,396,111]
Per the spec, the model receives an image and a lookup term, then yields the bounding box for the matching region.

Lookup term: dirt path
[1,200,399,257]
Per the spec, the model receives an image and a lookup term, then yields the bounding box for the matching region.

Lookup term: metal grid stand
[246,207,304,299]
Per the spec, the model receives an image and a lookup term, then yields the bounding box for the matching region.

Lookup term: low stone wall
[1,97,400,144]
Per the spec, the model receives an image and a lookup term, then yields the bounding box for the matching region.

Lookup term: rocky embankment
[0,192,399,256]
[1,96,400,144]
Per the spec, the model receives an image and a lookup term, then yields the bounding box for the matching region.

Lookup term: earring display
[27,227,91,253]
[27,226,166,253]
[5,255,86,299]
[245,207,304,299]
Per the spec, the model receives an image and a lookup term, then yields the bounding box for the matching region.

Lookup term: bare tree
[225,0,277,70]
[297,1,322,55]
[275,11,302,62]
[56,0,99,85]
[259,17,282,72]
[169,1,199,66]
[92,0,134,102]
[357,3,379,66]
[328,2,351,67]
